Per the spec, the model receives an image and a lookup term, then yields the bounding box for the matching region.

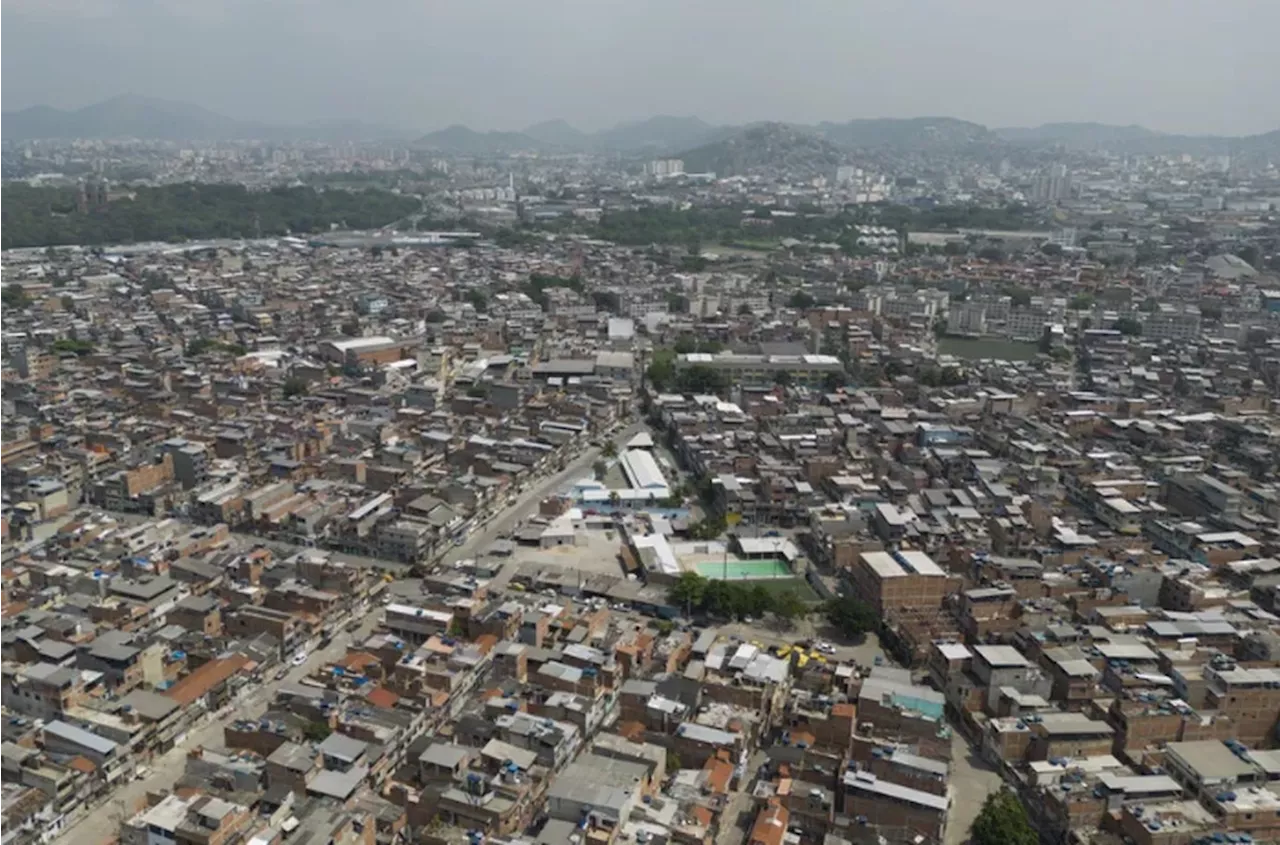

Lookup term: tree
[425,309,449,323]
[669,572,709,613]
[1008,288,1032,307]
[1200,303,1223,321]
[51,339,95,356]
[970,790,1037,845]
[977,246,1005,262]
[593,460,608,480]
[685,230,703,258]
[2,284,32,309]
[823,371,848,392]
[601,441,618,458]
[771,590,808,627]
[787,290,815,309]
[608,491,621,509]
[1138,298,1159,313]
[1,182,421,249]
[665,293,689,314]
[773,370,793,387]
[465,289,488,313]
[592,291,621,313]
[60,295,75,312]
[283,376,309,398]
[737,303,754,316]
[1040,241,1063,257]
[1112,317,1142,336]
[825,596,878,639]
[675,365,728,395]
[303,721,332,743]
[1235,244,1260,269]
[646,349,677,391]
[1068,294,1094,311]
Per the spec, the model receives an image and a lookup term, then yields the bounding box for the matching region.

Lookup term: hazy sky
[3,0,1277,135]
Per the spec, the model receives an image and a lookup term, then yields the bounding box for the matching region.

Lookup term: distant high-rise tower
[1030,165,1072,204]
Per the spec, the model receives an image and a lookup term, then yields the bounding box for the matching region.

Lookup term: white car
[290,651,307,666]
[816,642,837,655]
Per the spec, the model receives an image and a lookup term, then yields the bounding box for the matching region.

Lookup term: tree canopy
[667,572,810,623]
[1,183,421,248]
[1111,317,1142,336]
[824,595,879,639]
[970,790,1038,845]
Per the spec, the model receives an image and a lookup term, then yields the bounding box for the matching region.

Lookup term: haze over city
[3,0,1278,135]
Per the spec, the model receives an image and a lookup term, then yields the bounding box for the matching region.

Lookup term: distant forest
[0,183,421,248]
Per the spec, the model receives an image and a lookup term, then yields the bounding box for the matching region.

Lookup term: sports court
[693,559,792,580]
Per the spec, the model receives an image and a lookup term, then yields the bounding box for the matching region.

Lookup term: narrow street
[49,421,645,845]
[51,611,382,845]
[944,728,1003,845]
[439,421,646,567]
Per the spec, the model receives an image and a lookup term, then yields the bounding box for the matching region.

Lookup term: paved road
[715,621,887,668]
[54,613,383,845]
[51,422,645,844]
[944,723,1003,845]
[440,421,646,570]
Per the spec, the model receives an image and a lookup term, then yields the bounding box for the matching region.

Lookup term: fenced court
[693,559,792,580]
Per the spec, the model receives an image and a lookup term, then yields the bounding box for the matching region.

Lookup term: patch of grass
[744,577,820,602]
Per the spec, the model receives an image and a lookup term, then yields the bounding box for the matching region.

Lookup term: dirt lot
[488,529,629,588]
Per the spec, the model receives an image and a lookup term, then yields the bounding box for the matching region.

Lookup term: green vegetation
[302,721,332,743]
[465,290,488,312]
[672,337,722,354]
[585,203,1039,253]
[522,273,583,309]
[787,291,816,309]
[770,590,808,626]
[645,348,729,394]
[282,376,310,398]
[1,183,421,248]
[1068,293,1095,310]
[300,167,442,190]
[2,284,33,309]
[186,338,247,357]
[1008,288,1033,307]
[915,366,968,388]
[51,338,96,356]
[674,365,729,395]
[824,595,879,639]
[1112,317,1142,336]
[592,291,621,313]
[646,349,677,390]
[685,513,728,541]
[970,790,1038,845]
[667,571,810,623]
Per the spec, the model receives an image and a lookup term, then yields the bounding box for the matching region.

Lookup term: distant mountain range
[418,115,725,155]
[5,95,1277,165]
[1,94,418,142]
[994,122,1280,156]
[680,122,847,176]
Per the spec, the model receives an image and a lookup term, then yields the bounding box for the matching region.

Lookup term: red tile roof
[164,653,253,707]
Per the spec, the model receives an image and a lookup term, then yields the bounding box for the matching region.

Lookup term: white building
[647,159,685,178]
